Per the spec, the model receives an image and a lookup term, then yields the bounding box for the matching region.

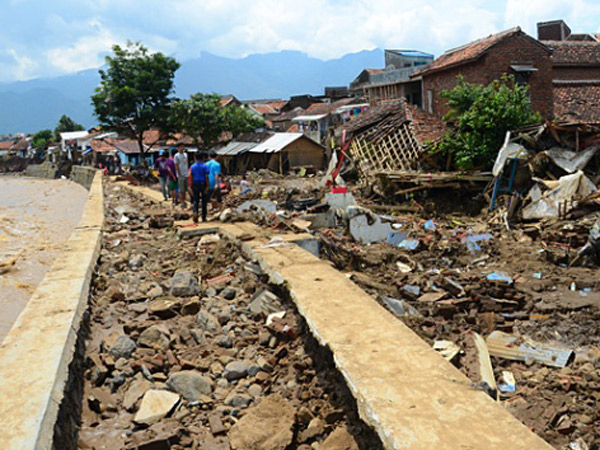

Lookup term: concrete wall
[25,161,58,179]
[71,166,97,190]
[0,172,103,449]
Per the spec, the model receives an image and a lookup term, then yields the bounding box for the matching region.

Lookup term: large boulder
[228,394,295,450]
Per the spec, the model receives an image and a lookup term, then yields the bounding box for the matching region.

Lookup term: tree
[170,93,263,150]
[32,129,53,150]
[433,75,542,170]
[91,42,180,155]
[54,114,84,141]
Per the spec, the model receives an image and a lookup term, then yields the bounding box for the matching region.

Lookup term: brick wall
[554,66,600,80]
[422,34,554,119]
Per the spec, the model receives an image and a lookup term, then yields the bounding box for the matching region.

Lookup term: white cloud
[1,0,600,81]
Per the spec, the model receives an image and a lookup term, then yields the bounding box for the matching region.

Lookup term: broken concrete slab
[325,192,356,210]
[237,200,277,214]
[347,206,393,244]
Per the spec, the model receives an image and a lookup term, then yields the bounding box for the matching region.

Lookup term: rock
[247,364,261,377]
[217,335,233,348]
[181,298,201,316]
[320,426,359,450]
[228,394,295,450]
[129,254,146,269]
[219,208,232,222]
[205,287,217,297]
[199,234,221,245]
[208,412,227,435]
[221,287,236,300]
[298,417,326,443]
[123,377,153,411]
[217,312,231,325]
[170,271,199,297]
[296,407,313,425]
[196,310,221,333]
[133,390,180,426]
[167,370,213,401]
[224,392,252,407]
[224,361,249,381]
[248,384,262,398]
[258,330,270,346]
[249,289,280,317]
[146,284,164,299]
[148,298,181,319]
[138,326,170,352]
[109,335,137,359]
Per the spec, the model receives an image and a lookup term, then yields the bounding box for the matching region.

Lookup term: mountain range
[0,49,383,134]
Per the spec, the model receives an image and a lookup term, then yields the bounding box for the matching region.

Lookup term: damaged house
[216,132,325,174]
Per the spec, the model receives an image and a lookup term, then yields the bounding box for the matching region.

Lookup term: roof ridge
[442,26,521,57]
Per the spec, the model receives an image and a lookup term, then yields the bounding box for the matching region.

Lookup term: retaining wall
[0,172,104,449]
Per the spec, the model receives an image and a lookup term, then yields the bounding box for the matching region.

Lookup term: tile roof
[287,124,300,133]
[267,101,289,111]
[342,99,447,144]
[11,139,29,151]
[250,104,278,115]
[0,142,14,150]
[365,68,385,75]
[414,27,548,77]
[90,139,117,153]
[142,129,163,145]
[113,140,147,154]
[553,81,600,123]
[305,97,356,115]
[544,40,600,65]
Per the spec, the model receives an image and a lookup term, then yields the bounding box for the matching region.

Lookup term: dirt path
[78,183,381,449]
[0,176,87,342]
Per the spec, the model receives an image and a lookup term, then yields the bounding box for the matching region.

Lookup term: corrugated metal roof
[248,132,307,154]
[216,141,257,156]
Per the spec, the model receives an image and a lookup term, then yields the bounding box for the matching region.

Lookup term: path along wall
[0,171,103,449]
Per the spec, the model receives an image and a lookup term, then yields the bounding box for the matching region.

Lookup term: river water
[0,176,88,343]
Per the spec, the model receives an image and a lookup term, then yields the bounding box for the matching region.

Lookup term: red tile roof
[286,124,300,133]
[267,101,288,112]
[305,98,356,115]
[408,105,447,143]
[414,27,549,77]
[250,104,278,115]
[553,81,600,123]
[90,139,117,153]
[544,40,600,65]
[0,142,14,150]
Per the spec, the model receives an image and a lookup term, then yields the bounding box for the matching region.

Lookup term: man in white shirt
[174,144,189,208]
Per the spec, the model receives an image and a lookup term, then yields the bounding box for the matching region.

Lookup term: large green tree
[54,114,84,141]
[170,93,263,149]
[91,42,180,155]
[434,75,542,170]
[32,129,53,150]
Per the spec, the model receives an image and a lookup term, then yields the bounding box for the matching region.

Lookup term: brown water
[0,176,88,342]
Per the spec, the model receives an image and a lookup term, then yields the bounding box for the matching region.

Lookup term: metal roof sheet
[291,114,328,122]
[248,132,306,153]
[216,141,257,156]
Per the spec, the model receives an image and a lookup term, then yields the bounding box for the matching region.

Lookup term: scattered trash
[424,220,436,231]
[462,233,493,253]
[486,331,575,368]
[472,332,498,401]
[396,262,412,273]
[533,272,542,279]
[119,215,129,224]
[397,239,420,251]
[199,234,221,246]
[487,272,513,284]
[266,311,286,326]
[497,371,516,393]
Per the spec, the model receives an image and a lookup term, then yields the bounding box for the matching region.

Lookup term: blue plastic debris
[463,233,493,253]
[487,272,513,284]
[424,220,436,231]
[398,239,420,251]
[533,272,543,279]
[386,232,408,246]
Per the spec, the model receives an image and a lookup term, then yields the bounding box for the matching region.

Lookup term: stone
[296,406,313,425]
[197,310,221,333]
[224,361,249,381]
[167,370,213,401]
[236,200,277,214]
[219,208,232,222]
[123,377,153,411]
[217,335,233,348]
[298,417,326,443]
[258,330,270,346]
[138,326,170,352]
[249,289,280,317]
[147,284,164,299]
[148,298,181,319]
[248,384,263,398]
[109,335,137,359]
[228,394,295,450]
[170,271,199,297]
[208,413,227,435]
[129,254,146,269]
[224,392,252,407]
[133,390,180,426]
[319,426,359,450]
[221,287,236,300]
[181,298,201,316]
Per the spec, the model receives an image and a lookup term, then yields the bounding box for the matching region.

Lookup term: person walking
[206,150,222,212]
[154,150,170,201]
[174,144,189,209]
[166,148,178,205]
[190,152,209,223]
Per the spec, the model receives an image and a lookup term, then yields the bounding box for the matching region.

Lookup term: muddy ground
[78,182,381,449]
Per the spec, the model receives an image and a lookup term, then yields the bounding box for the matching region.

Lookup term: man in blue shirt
[190,152,209,223]
[206,151,222,210]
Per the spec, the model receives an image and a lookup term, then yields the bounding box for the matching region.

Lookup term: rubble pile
[78,183,381,449]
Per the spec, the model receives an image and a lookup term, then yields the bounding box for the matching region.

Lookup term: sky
[1,0,600,83]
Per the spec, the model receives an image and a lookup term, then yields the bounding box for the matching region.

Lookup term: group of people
[154,145,223,223]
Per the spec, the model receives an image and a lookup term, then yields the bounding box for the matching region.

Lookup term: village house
[413,27,554,118]
[351,50,434,107]
[538,20,600,122]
